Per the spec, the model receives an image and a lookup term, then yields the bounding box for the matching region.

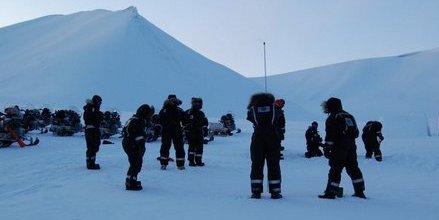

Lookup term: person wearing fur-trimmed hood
[318,97,366,199]
[247,92,283,199]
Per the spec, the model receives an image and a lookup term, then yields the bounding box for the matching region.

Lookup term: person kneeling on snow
[122,104,154,191]
[304,121,323,158]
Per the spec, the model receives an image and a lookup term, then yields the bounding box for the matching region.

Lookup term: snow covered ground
[1,119,438,220]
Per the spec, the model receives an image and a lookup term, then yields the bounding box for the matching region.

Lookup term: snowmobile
[207,113,241,137]
[0,107,39,148]
[100,110,122,139]
[50,109,83,136]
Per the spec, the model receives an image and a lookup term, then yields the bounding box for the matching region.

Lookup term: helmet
[136,104,155,120]
[311,121,318,128]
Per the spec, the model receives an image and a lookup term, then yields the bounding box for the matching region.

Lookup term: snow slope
[0,120,438,220]
[0,7,311,118]
[253,48,439,136]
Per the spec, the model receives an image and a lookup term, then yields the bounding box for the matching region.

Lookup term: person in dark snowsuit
[304,121,323,158]
[122,104,155,191]
[319,97,366,199]
[158,95,187,170]
[275,99,286,160]
[184,97,208,167]
[83,95,103,170]
[247,93,283,199]
[362,121,384,161]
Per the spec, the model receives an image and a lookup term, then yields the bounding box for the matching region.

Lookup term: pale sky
[1,0,439,77]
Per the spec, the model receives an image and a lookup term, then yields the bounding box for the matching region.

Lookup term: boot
[188,152,196,167]
[271,193,283,199]
[318,191,336,199]
[125,177,142,191]
[250,193,261,199]
[375,154,382,162]
[195,155,205,167]
[352,191,366,199]
[86,159,100,170]
[177,166,186,170]
[160,165,167,170]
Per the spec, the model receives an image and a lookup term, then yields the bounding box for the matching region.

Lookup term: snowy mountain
[253,48,439,136]
[0,7,310,118]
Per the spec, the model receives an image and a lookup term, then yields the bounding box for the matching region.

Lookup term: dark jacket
[158,100,187,133]
[324,98,359,150]
[362,121,384,145]
[247,93,283,136]
[277,110,286,140]
[83,103,103,129]
[184,109,208,134]
[123,116,147,149]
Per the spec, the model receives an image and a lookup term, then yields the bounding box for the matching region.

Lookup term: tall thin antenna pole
[263,42,267,92]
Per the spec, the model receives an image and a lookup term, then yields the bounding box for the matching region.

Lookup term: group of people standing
[83,93,383,199]
[247,94,384,200]
[83,94,208,191]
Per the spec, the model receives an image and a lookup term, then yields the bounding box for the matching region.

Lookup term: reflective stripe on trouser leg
[251,179,263,194]
[176,157,185,167]
[195,154,203,164]
[268,179,281,194]
[326,181,340,194]
[159,156,169,165]
[188,152,195,162]
[352,178,365,192]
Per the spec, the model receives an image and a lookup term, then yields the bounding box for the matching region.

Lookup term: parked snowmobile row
[0,106,124,148]
[1,105,239,148]
[50,109,83,136]
[100,110,122,139]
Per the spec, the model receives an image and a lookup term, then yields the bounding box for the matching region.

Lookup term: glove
[322,143,333,159]
[377,135,384,144]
